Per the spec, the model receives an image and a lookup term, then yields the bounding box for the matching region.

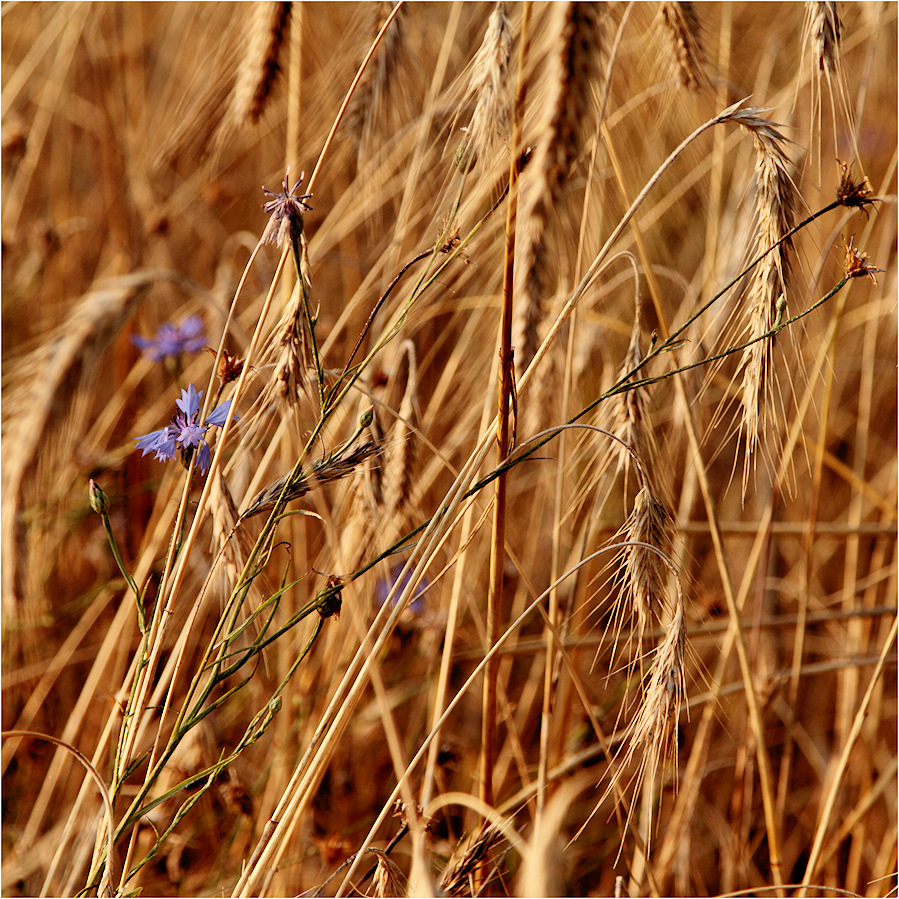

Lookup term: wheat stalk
[2,5,893,896]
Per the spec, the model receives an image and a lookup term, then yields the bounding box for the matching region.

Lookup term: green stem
[99,512,144,632]
[290,233,327,411]
[335,274,852,593]
[649,201,840,367]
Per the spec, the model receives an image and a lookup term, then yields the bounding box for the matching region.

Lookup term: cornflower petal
[133,383,238,476]
[176,419,207,450]
[176,384,203,418]
[205,398,236,428]
[131,333,158,353]
[176,315,207,352]
[134,426,177,462]
[153,434,178,462]
[134,427,167,452]
[375,563,427,616]
[196,443,212,475]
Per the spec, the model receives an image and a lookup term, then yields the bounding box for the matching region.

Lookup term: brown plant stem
[481,0,531,826]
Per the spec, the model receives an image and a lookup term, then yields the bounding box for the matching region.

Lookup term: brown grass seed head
[842,236,882,285]
[836,160,878,216]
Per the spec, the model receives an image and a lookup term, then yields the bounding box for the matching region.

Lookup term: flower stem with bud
[89,480,145,633]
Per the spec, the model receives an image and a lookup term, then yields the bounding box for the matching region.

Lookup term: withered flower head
[842,235,882,286]
[438,225,463,258]
[262,168,313,246]
[317,576,343,620]
[207,347,245,385]
[836,161,877,217]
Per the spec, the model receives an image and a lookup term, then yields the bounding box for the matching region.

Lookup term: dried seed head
[586,589,687,858]
[207,346,246,386]
[272,230,317,408]
[627,598,687,773]
[836,160,877,216]
[842,236,882,285]
[659,1,709,91]
[729,109,798,484]
[612,303,656,485]
[370,850,405,898]
[229,2,291,126]
[379,341,419,540]
[806,1,842,74]
[620,484,670,642]
[242,441,381,519]
[514,3,602,391]
[463,2,514,168]
[318,577,343,620]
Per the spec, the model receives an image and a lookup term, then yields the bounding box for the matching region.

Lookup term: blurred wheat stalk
[2,3,896,898]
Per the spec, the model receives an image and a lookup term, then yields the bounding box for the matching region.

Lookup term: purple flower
[134,384,237,475]
[262,169,313,246]
[375,563,427,616]
[134,425,177,462]
[132,315,206,362]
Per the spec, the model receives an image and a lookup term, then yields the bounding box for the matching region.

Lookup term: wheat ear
[659,1,709,91]
[730,109,798,492]
[461,2,514,171]
[514,2,603,428]
[228,1,291,127]
[378,340,420,548]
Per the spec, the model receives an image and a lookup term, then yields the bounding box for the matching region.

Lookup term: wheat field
[2,3,897,897]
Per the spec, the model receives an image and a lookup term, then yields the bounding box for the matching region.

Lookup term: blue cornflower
[375,563,427,617]
[134,384,237,475]
[132,315,206,362]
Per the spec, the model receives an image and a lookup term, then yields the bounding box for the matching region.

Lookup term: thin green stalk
[289,233,327,410]
[91,485,143,630]
[334,271,856,600]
